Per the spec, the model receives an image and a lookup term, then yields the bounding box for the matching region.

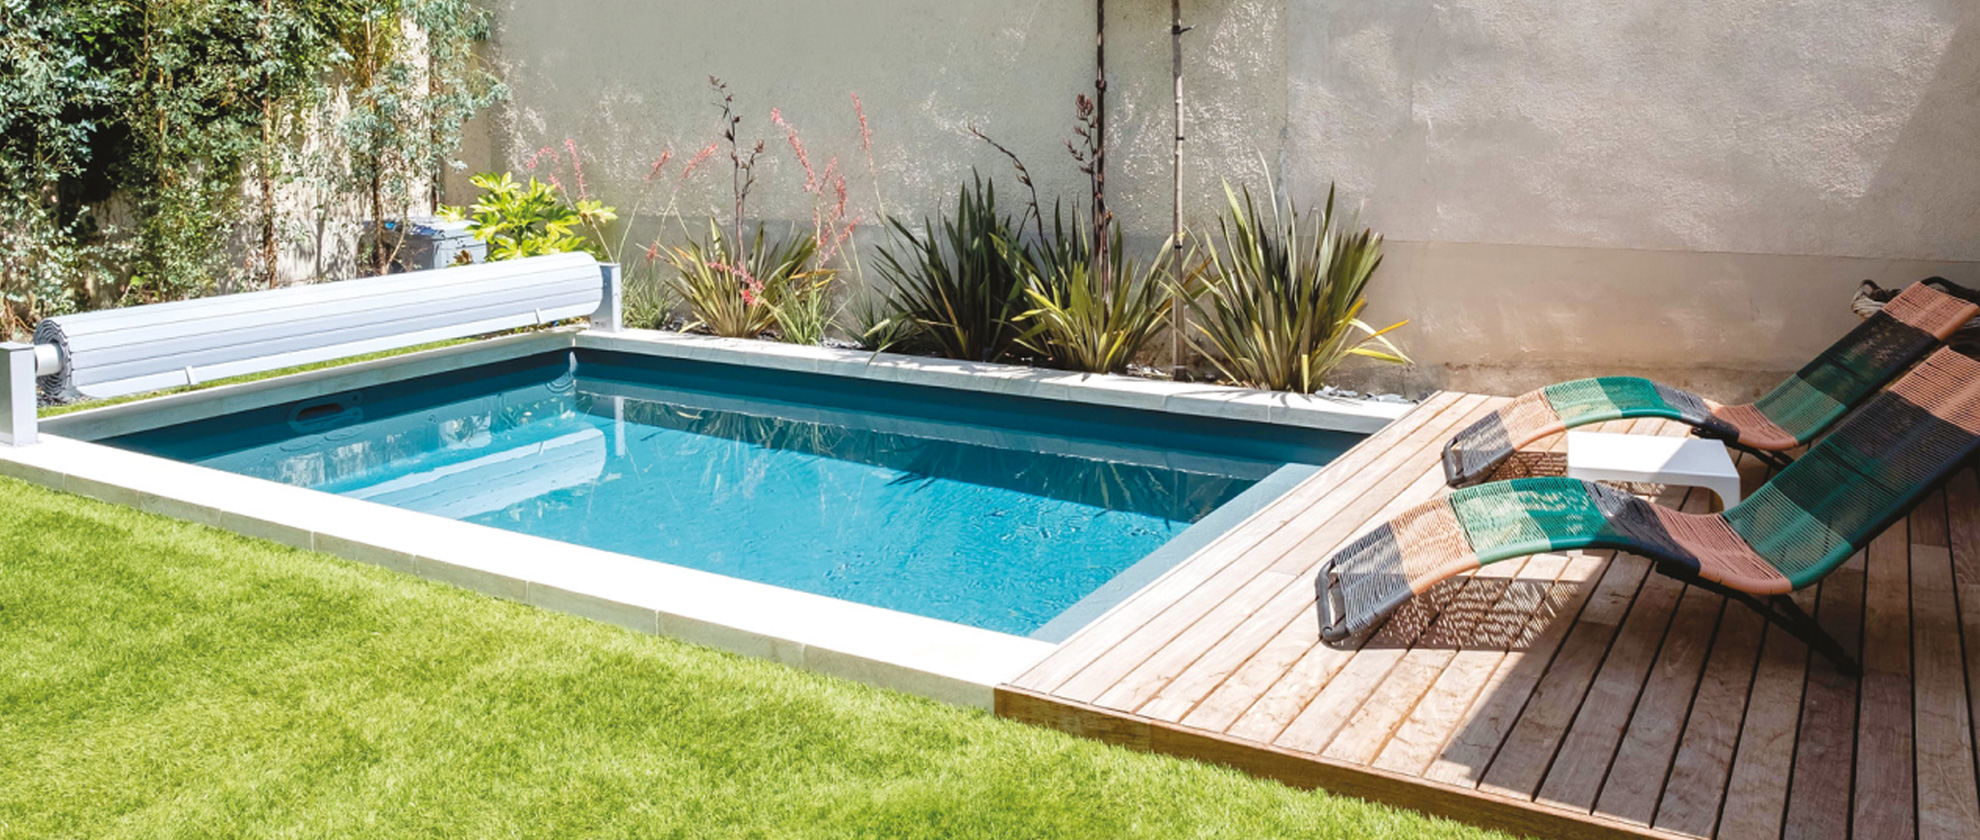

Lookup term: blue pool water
[104,350,1359,637]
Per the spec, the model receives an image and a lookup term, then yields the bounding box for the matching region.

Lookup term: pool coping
[14,328,1410,709]
[575,329,1411,434]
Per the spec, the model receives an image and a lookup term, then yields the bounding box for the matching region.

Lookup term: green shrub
[440,172,616,260]
[1016,208,1185,374]
[873,174,1029,363]
[1188,182,1408,393]
[2,0,500,301]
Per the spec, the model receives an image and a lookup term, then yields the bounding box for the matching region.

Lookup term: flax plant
[662,220,816,338]
[873,174,1029,363]
[1017,207,1187,374]
[769,272,838,345]
[1189,181,1408,393]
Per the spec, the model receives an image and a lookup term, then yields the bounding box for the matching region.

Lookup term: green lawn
[0,477,1506,839]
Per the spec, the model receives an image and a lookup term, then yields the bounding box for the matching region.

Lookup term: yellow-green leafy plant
[1016,207,1187,374]
[1188,181,1407,393]
[769,272,839,345]
[440,172,616,260]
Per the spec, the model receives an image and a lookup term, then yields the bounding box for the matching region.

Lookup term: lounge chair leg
[1763,594,1861,678]
[1727,442,1795,473]
[1668,570,1861,677]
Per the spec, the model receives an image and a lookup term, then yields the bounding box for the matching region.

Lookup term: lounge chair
[1318,347,1980,675]
[1441,280,1979,488]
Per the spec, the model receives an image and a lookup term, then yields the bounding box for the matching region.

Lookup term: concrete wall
[1286,0,1980,397]
[475,0,1980,399]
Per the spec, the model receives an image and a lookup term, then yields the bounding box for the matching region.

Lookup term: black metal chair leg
[1764,594,1861,677]
[1663,568,1862,678]
[1727,442,1796,473]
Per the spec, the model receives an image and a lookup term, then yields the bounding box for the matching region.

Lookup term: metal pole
[1094,0,1110,291]
[1169,0,1190,378]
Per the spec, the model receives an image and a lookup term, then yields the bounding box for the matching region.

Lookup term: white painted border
[576,329,1411,433]
[14,327,1409,707]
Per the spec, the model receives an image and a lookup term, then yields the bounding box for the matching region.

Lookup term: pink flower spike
[774,111,817,194]
[852,92,872,153]
[645,150,675,182]
[680,143,719,182]
[564,138,590,200]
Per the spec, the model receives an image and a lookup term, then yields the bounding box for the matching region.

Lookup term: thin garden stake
[1170,0,1191,377]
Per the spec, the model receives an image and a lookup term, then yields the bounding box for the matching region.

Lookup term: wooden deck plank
[1852,522,1915,840]
[1710,610,1810,840]
[1009,391,1476,693]
[1780,551,1866,840]
[1377,552,1606,778]
[1120,397,1491,731]
[1590,584,1725,825]
[1135,431,1528,725]
[1425,550,1644,789]
[1648,452,1780,837]
[1222,412,1588,746]
[1175,590,1332,733]
[1032,395,1495,703]
[1528,570,1688,810]
[1468,552,1653,797]
[1132,573,1316,723]
[1951,469,1980,840]
[997,394,1980,840]
[1328,421,1645,770]
[1321,554,1564,766]
[1589,474,1742,826]
[1174,405,1509,738]
[1911,537,1980,840]
[1651,600,1764,838]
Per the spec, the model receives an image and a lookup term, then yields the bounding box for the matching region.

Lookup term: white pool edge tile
[577,329,1412,433]
[8,328,1413,710]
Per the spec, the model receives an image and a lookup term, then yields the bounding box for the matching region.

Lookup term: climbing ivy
[0,0,502,335]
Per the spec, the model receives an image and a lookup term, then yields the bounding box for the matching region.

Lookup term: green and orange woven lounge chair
[1441,280,1980,488]
[1319,347,1980,675]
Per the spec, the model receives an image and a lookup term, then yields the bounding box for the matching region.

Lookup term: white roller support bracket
[4,252,624,447]
[2,342,35,446]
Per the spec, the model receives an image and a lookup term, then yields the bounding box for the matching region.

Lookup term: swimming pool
[98,347,1360,639]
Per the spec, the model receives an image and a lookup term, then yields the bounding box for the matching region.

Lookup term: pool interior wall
[99,348,1361,639]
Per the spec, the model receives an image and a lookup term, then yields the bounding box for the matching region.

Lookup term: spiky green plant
[873,174,1029,362]
[662,220,817,338]
[1188,182,1408,393]
[768,271,839,345]
[843,293,924,353]
[1016,207,1187,374]
[621,262,680,329]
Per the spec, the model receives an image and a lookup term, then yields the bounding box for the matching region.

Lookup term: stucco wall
[475,0,1980,399]
[1285,0,1980,397]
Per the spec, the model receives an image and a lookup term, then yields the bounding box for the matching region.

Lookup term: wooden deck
[998,392,1980,840]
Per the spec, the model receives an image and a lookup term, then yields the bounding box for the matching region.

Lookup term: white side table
[1565,431,1743,509]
